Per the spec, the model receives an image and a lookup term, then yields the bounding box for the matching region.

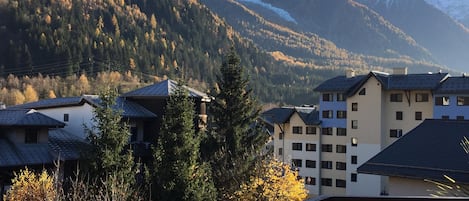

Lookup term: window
[336,179,346,188]
[306,126,316,134]
[305,177,316,185]
[279,132,284,140]
[416,93,429,102]
[435,96,450,106]
[359,88,366,95]
[336,128,347,136]
[390,129,403,138]
[306,143,316,151]
[351,137,358,147]
[415,112,422,120]
[306,160,316,168]
[321,178,333,186]
[292,143,302,151]
[351,173,357,182]
[322,127,333,135]
[63,113,69,122]
[458,96,469,106]
[337,110,347,119]
[351,120,358,129]
[321,161,333,169]
[336,145,346,153]
[292,159,302,168]
[337,93,345,101]
[322,110,333,118]
[442,115,450,120]
[457,116,465,120]
[321,144,333,152]
[351,155,357,164]
[352,102,358,111]
[293,126,302,134]
[396,111,403,120]
[336,162,347,170]
[25,128,38,144]
[130,126,138,142]
[390,93,403,102]
[278,148,283,155]
[322,93,333,102]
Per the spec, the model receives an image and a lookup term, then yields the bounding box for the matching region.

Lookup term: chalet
[0,108,86,194]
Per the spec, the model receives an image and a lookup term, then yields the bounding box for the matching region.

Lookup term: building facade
[265,68,469,196]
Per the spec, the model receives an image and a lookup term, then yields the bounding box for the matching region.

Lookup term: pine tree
[86,87,136,189]
[207,47,268,199]
[153,82,216,201]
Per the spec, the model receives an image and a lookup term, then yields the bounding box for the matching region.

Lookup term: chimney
[393,67,408,75]
[346,69,355,78]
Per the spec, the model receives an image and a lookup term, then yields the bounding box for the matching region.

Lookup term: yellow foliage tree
[77,74,90,95]
[6,89,25,105]
[234,159,308,201]
[23,84,39,103]
[48,90,57,99]
[4,168,57,201]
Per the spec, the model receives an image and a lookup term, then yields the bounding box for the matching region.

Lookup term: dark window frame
[390,129,403,138]
[396,111,403,120]
[435,96,450,106]
[351,173,357,182]
[321,144,333,152]
[321,178,333,186]
[322,127,333,135]
[351,155,358,164]
[292,159,302,168]
[337,110,347,119]
[337,93,346,101]
[336,127,347,136]
[322,93,333,102]
[306,126,316,134]
[336,179,347,188]
[322,110,333,119]
[336,145,347,153]
[305,160,316,168]
[390,93,403,102]
[292,143,303,151]
[352,102,358,111]
[415,111,422,120]
[416,93,429,102]
[457,96,469,106]
[306,143,316,151]
[292,126,303,134]
[336,162,347,170]
[321,161,333,169]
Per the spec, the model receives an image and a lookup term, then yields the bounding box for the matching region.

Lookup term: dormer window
[359,88,366,95]
[25,128,38,144]
[63,114,69,122]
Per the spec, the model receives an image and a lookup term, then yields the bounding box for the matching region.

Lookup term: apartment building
[262,106,321,195]
[265,68,459,196]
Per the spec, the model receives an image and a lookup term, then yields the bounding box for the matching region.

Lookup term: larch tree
[206,47,268,199]
[86,87,136,190]
[153,82,216,201]
[234,158,308,201]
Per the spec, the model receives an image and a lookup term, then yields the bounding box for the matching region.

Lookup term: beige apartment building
[264,68,451,197]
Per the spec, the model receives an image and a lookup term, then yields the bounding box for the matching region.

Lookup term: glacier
[238,0,297,24]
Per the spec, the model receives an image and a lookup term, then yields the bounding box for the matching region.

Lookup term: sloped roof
[358,119,469,184]
[10,96,157,119]
[0,129,87,168]
[0,109,65,127]
[373,72,448,90]
[434,76,469,94]
[48,129,89,161]
[9,96,98,109]
[313,75,367,93]
[261,107,320,126]
[122,79,209,100]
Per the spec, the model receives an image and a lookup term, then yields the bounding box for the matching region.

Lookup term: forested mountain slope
[0,0,343,105]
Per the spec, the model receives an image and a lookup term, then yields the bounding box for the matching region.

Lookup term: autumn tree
[86,87,136,192]
[153,82,216,201]
[23,84,39,103]
[4,168,57,201]
[206,47,268,199]
[234,158,308,201]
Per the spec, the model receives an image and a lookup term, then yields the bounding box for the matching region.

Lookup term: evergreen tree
[86,87,135,188]
[207,47,268,199]
[153,82,216,201]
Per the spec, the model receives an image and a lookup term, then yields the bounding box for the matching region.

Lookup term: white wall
[36,104,95,139]
[389,177,440,196]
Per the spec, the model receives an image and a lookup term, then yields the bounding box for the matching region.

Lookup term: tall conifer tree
[153,82,216,201]
[208,47,268,199]
[87,87,135,186]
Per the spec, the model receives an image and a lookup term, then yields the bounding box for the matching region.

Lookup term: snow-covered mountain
[424,0,469,27]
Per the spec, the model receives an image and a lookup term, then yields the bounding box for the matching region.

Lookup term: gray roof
[313,75,366,93]
[315,72,448,96]
[122,79,209,99]
[11,96,157,119]
[261,107,320,126]
[358,119,469,184]
[373,72,448,90]
[9,96,97,109]
[0,109,65,127]
[0,129,87,168]
[435,76,469,94]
